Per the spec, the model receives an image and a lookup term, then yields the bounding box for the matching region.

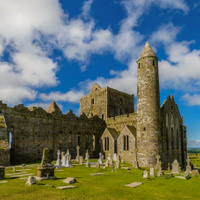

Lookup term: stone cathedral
[0,42,187,169]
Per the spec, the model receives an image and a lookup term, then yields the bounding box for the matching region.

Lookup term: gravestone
[65,150,71,167]
[171,159,180,174]
[79,156,83,165]
[63,177,76,184]
[143,170,148,179]
[98,152,103,165]
[150,168,155,177]
[13,166,16,172]
[75,146,80,162]
[109,158,113,167]
[155,155,160,170]
[191,170,199,176]
[37,148,56,179]
[96,162,100,168]
[101,154,104,160]
[85,150,89,160]
[0,166,5,179]
[26,176,36,186]
[86,155,90,167]
[115,155,120,169]
[186,156,192,174]
[61,152,66,166]
[113,153,117,161]
[168,163,170,171]
[56,150,61,166]
[157,161,163,176]
[105,159,109,167]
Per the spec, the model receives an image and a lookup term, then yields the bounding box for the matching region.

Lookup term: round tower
[136,42,160,167]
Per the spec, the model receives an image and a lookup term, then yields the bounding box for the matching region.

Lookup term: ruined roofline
[106,86,134,96]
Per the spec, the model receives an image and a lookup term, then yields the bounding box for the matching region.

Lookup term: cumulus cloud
[0,0,191,106]
[182,94,200,106]
[40,90,84,103]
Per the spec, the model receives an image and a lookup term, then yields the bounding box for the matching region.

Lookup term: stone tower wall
[136,54,160,167]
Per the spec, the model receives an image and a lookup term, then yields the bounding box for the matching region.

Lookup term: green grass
[1,160,200,200]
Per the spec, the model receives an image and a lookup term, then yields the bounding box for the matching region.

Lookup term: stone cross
[56,150,61,166]
[98,152,103,165]
[186,156,192,174]
[157,161,163,176]
[155,154,160,170]
[171,159,180,174]
[85,150,89,160]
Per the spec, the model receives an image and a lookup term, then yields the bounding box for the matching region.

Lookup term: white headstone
[85,150,89,160]
[150,168,155,177]
[171,159,180,174]
[98,152,103,165]
[61,152,66,166]
[143,170,148,179]
[113,153,117,161]
[65,150,71,167]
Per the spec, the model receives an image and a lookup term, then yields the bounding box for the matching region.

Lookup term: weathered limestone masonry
[0,101,106,164]
[136,42,161,167]
[80,83,134,120]
[160,96,187,168]
[0,115,10,165]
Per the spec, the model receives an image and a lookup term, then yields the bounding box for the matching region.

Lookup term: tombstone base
[0,166,5,179]
[37,165,56,179]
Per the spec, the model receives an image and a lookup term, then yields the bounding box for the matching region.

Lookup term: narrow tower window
[177,129,179,150]
[9,132,12,149]
[120,108,123,115]
[91,98,94,105]
[171,128,174,150]
[153,60,155,66]
[138,63,140,69]
[166,128,169,150]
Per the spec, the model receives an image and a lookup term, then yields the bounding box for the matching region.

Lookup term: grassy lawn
[0,160,200,200]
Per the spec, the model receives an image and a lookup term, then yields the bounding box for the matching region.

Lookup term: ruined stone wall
[107,87,134,118]
[0,149,10,166]
[161,96,187,169]
[106,112,137,133]
[80,83,107,119]
[0,101,106,164]
[117,126,136,164]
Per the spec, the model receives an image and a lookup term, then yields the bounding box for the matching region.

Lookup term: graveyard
[0,149,200,200]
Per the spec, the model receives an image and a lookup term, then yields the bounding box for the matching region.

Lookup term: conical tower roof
[138,41,157,61]
[46,101,62,114]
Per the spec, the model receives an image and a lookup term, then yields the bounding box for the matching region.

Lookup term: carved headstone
[171,159,180,174]
[41,148,50,167]
[113,153,117,161]
[79,156,83,165]
[105,159,109,167]
[191,170,199,176]
[65,150,71,167]
[143,170,148,179]
[86,155,90,167]
[98,152,103,165]
[115,155,120,169]
[61,152,66,166]
[56,150,61,166]
[96,162,100,168]
[150,168,155,177]
[13,166,16,172]
[26,176,36,186]
[168,163,170,171]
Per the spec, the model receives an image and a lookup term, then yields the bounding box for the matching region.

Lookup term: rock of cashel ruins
[0,42,187,169]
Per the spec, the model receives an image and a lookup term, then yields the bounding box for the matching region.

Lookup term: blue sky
[0,0,200,147]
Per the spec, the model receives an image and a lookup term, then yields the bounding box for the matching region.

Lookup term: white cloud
[188,140,200,148]
[182,94,200,106]
[40,90,84,103]
[0,0,191,106]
